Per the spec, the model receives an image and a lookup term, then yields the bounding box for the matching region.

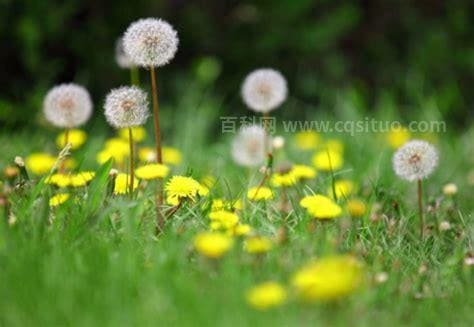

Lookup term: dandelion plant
[123,18,179,228]
[241,68,287,194]
[43,83,93,171]
[104,86,149,196]
[393,140,439,239]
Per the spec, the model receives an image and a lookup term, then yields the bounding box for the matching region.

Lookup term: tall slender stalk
[149,66,164,232]
[327,149,337,201]
[149,67,162,164]
[59,128,70,173]
[417,179,424,239]
[130,67,140,86]
[128,127,135,197]
[251,112,273,200]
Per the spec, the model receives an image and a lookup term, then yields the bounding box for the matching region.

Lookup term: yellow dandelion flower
[135,164,169,180]
[163,147,182,165]
[198,184,210,197]
[329,180,355,199]
[105,138,130,155]
[118,126,147,143]
[56,129,87,150]
[244,236,272,254]
[137,146,183,165]
[97,149,125,165]
[210,198,225,211]
[166,196,179,206]
[312,150,343,171]
[291,164,317,181]
[138,147,156,163]
[114,173,139,194]
[386,127,410,149]
[45,173,71,188]
[324,139,344,154]
[26,153,56,175]
[193,232,233,259]
[165,175,201,202]
[209,210,239,230]
[295,131,321,150]
[300,194,342,219]
[346,199,367,218]
[271,171,296,187]
[246,282,287,310]
[230,224,252,236]
[291,255,363,301]
[70,171,95,187]
[247,186,273,201]
[49,193,70,207]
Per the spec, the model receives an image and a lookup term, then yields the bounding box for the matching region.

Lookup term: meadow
[1,16,474,327]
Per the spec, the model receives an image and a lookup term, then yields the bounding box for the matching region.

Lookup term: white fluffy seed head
[241,68,287,113]
[231,125,267,167]
[115,37,135,68]
[43,84,93,128]
[104,86,149,128]
[392,140,439,182]
[123,18,179,68]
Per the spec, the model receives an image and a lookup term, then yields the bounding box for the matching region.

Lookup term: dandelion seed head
[231,125,267,167]
[115,37,135,68]
[104,86,149,128]
[123,18,179,67]
[241,68,287,113]
[392,140,439,182]
[43,84,93,128]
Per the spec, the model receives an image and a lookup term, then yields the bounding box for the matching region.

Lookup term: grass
[0,94,473,326]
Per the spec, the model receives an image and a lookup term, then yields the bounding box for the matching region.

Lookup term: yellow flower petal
[135,164,169,180]
[246,282,287,310]
[312,150,343,171]
[291,255,363,301]
[193,232,233,259]
[49,193,70,207]
[56,129,87,150]
[294,131,321,150]
[300,194,342,219]
[114,173,139,194]
[244,236,272,254]
[26,153,56,175]
[247,186,273,201]
[118,126,147,143]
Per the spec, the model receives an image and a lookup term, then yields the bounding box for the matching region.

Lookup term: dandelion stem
[128,127,135,197]
[165,200,184,221]
[251,112,273,200]
[327,148,337,201]
[59,129,70,173]
[130,67,140,86]
[417,179,424,239]
[64,128,70,146]
[150,66,164,233]
[149,67,162,164]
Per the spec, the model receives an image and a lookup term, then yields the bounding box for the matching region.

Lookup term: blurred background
[1,0,473,129]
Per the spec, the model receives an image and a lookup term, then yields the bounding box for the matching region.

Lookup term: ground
[0,98,473,326]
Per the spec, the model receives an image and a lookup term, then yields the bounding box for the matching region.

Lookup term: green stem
[417,179,424,240]
[59,128,69,173]
[150,66,164,234]
[130,67,140,86]
[128,127,135,197]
